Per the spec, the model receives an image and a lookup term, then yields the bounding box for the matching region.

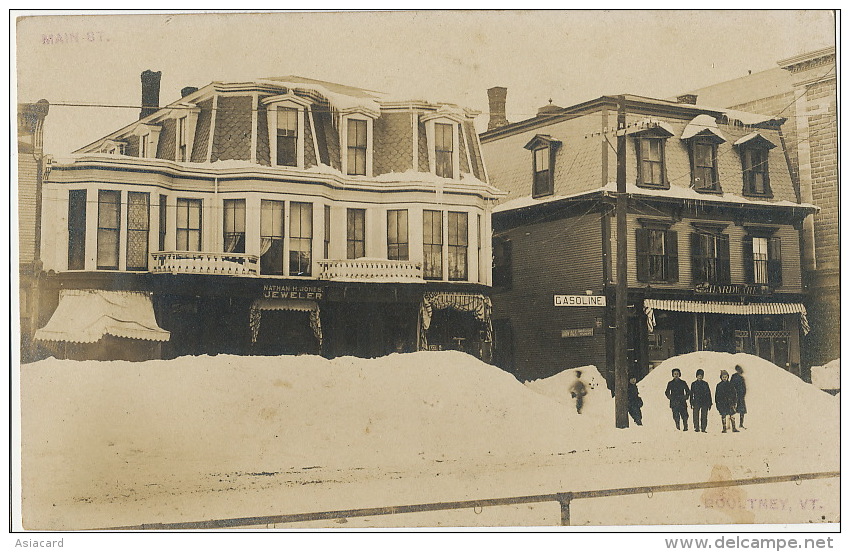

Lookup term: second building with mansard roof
[480,90,816,386]
[37,73,503,361]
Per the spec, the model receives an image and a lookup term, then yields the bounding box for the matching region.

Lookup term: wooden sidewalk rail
[101,470,839,530]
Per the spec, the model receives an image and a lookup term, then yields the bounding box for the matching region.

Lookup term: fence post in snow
[557,492,573,526]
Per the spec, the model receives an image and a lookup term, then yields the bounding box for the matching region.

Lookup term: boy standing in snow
[715,370,739,433]
[627,376,643,426]
[690,369,712,433]
[730,365,747,429]
[665,368,691,431]
[569,370,588,414]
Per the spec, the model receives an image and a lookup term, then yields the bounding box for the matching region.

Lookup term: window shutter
[636,228,650,282]
[718,235,731,284]
[666,230,679,283]
[660,139,669,187]
[743,234,754,284]
[634,139,643,186]
[690,232,703,283]
[548,145,556,196]
[763,152,771,195]
[768,237,782,286]
[740,150,750,194]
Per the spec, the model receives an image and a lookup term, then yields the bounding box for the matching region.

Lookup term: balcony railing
[318,259,424,282]
[151,252,260,276]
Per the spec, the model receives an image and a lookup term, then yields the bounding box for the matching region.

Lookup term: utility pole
[614,96,629,429]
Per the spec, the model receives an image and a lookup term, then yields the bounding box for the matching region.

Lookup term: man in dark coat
[665,368,691,431]
[627,376,643,426]
[690,369,712,433]
[715,369,739,433]
[730,365,747,429]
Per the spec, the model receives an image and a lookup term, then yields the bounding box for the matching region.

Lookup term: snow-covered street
[19,351,839,529]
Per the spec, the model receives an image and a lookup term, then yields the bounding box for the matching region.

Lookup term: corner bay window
[67,190,87,270]
[126,192,150,271]
[176,198,202,252]
[347,119,367,176]
[223,199,246,254]
[97,190,121,269]
[289,202,313,276]
[260,200,284,275]
[448,211,468,281]
[347,208,366,259]
[636,226,678,283]
[743,149,770,195]
[277,107,298,167]
[423,210,443,280]
[744,234,782,286]
[387,209,409,261]
[691,230,730,284]
[435,123,454,178]
[692,141,719,192]
[637,137,665,187]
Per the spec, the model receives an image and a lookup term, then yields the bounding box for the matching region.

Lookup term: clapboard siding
[492,210,606,381]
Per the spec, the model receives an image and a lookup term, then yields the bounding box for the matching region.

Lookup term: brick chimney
[140,70,162,119]
[677,93,698,105]
[487,86,508,130]
[181,86,198,98]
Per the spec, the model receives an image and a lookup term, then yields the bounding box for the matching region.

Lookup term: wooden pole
[615,96,629,429]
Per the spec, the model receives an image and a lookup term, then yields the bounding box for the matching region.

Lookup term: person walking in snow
[665,368,691,431]
[569,370,588,414]
[690,369,712,433]
[730,365,747,429]
[715,369,739,433]
[627,376,643,426]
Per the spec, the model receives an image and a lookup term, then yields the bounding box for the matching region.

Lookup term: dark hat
[696,369,704,377]
[671,368,681,375]
[720,369,730,378]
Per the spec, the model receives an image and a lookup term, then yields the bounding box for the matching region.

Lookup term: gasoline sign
[554,295,607,307]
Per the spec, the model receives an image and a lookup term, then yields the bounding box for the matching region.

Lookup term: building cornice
[778,46,836,73]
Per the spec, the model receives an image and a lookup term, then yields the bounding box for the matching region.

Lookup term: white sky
[14,10,837,157]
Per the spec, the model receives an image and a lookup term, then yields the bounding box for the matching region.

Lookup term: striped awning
[644,299,809,335]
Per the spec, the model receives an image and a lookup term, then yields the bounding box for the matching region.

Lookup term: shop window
[260,200,284,275]
[223,199,246,254]
[158,194,167,251]
[744,233,782,286]
[97,190,121,269]
[126,192,150,271]
[277,107,298,167]
[691,140,719,192]
[387,209,409,261]
[690,229,730,284]
[636,226,678,283]
[636,137,667,188]
[423,210,443,280]
[67,189,87,270]
[492,236,512,289]
[347,208,366,259]
[742,148,771,196]
[290,202,313,276]
[435,123,454,178]
[347,119,368,176]
[176,198,202,252]
[448,211,468,281]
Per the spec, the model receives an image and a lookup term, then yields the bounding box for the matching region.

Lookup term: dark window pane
[97,190,121,269]
[68,190,87,270]
[347,208,365,259]
[176,198,202,252]
[289,202,312,275]
[261,200,284,275]
[423,210,443,279]
[387,209,409,261]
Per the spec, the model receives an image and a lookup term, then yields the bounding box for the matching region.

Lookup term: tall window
[387,209,409,261]
[692,141,719,191]
[533,146,552,197]
[448,211,468,281]
[260,200,284,275]
[177,117,188,162]
[97,190,121,269]
[290,202,313,276]
[140,134,148,158]
[691,231,730,284]
[158,194,167,251]
[745,234,782,286]
[277,107,298,166]
[126,192,150,271]
[423,210,443,280]
[223,199,246,254]
[324,205,331,259]
[176,198,202,251]
[637,137,665,187]
[347,208,366,258]
[435,123,454,178]
[347,119,367,176]
[67,190,87,270]
[636,227,678,283]
[743,149,770,195]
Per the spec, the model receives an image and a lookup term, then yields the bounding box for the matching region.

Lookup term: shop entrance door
[754,330,791,370]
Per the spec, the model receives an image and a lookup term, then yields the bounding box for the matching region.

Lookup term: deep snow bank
[811,358,840,390]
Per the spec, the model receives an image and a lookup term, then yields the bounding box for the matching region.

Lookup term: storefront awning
[252,298,318,312]
[419,292,493,350]
[644,299,809,335]
[35,289,170,343]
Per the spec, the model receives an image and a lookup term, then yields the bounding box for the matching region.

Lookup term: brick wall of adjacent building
[805,78,839,271]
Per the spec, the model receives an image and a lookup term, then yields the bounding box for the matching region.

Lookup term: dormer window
[347,118,368,176]
[627,120,674,189]
[422,112,464,180]
[277,107,299,167]
[682,114,726,193]
[133,123,162,159]
[100,140,126,155]
[435,123,454,178]
[177,117,188,162]
[523,134,561,198]
[262,93,310,169]
[735,132,776,197]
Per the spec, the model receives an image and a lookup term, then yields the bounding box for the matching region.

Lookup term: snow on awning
[733,131,777,149]
[643,299,809,335]
[34,289,170,343]
[681,114,726,142]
